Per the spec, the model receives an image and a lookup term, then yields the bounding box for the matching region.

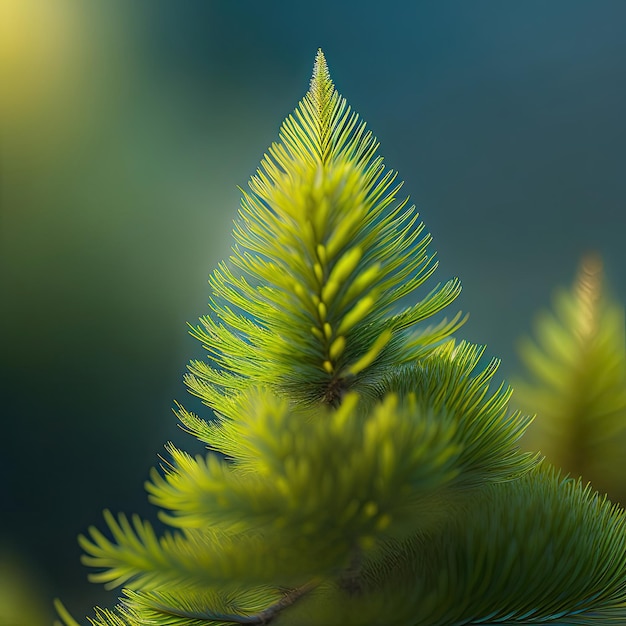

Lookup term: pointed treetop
[310,49,331,91]
[308,49,336,159]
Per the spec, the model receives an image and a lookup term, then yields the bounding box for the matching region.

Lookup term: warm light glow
[0,0,84,119]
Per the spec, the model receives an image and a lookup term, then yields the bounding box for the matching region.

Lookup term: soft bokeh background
[1,1,625,622]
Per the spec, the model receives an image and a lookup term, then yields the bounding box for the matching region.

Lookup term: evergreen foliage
[57,51,626,625]
[514,254,626,503]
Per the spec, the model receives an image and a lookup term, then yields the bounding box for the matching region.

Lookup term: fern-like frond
[81,585,316,626]
[80,509,306,589]
[119,585,317,626]
[185,49,462,412]
[374,340,539,487]
[423,463,626,624]
[513,254,626,500]
[79,509,193,590]
[272,464,626,625]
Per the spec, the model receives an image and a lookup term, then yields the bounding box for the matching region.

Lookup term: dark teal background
[1,1,625,621]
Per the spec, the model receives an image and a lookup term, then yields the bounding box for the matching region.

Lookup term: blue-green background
[1,1,625,621]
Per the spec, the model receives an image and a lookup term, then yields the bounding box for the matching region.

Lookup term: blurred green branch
[514,253,626,503]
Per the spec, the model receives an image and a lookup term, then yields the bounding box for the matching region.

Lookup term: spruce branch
[374,340,539,487]
[115,583,316,626]
[273,464,626,625]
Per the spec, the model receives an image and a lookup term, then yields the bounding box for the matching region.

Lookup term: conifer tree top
[56,51,626,626]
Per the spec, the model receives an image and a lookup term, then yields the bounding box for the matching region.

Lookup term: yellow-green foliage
[185,50,462,412]
[57,51,626,626]
[514,254,626,503]
[276,465,626,626]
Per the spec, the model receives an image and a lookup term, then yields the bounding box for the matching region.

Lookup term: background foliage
[514,255,626,504]
[2,1,626,622]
